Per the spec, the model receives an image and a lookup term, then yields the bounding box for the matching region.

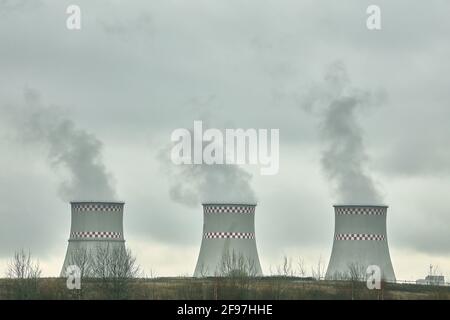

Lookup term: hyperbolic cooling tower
[325,205,396,282]
[60,201,126,276]
[194,204,263,277]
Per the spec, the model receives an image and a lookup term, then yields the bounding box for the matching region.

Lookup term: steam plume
[301,62,384,204]
[5,89,116,201]
[159,127,256,207]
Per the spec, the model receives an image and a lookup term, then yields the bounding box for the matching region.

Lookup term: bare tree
[218,250,258,278]
[91,244,141,299]
[277,255,294,277]
[65,246,94,298]
[146,268,160,300]
[197,263,209,278]
[297,257,306,278]
[270,255,295,299]
[215,250,258,299]
[6,249,42,299]
[347,262,367,300]
[311,256,325,280]
[145,268,158,279]
[348,262,366,282]
[67,246,93,279]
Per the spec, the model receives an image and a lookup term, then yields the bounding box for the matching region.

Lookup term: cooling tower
[194,204,263,277]
[325,205,396,282]
[60,201,126,277]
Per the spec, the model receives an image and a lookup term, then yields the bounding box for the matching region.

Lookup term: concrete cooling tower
[60,202,126,277]
[325,205,396,282]
[194,204,263,277]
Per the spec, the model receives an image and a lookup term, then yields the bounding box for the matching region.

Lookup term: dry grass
[0,277,449,300]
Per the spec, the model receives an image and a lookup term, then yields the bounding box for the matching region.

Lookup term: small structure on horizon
[416,265,446,286]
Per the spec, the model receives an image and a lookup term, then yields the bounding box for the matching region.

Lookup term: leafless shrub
[277,255,295,277]
[348,262,366,282]
[67,246,93,278]
[217,250,258,278]
[311,256,325,280]
[91,244,141,299]
[213,250,258,299]
[6,249,42,299]
[347,262,367,300]
[197,263,210,278]
[65,246,94,298]
[269,255,293,299]
[297,257,306,278]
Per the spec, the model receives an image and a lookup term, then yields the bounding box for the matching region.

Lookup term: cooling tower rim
[202,203,257,206]
[70,201,125,205]
[67,239,126,243]
[333,204,388,208]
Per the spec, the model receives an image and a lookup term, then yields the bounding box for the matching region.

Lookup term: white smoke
[4,89,117,201]
[159,127,257,207]
[301,62,384,204]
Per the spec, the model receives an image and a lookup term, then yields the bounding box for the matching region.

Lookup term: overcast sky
[1,0,449,281]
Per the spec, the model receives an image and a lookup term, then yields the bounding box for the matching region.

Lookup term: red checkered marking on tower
[70,231,122,239]
[72,203,123,212]
[335,233,386,241]
[204,232,255,239]
[335,207,386,216]
[204,206,255,214]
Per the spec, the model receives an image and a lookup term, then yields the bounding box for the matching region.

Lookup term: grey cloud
[99,12,153,40]
[4,88,117,202]
[0,0,42,13]
[1,1,450,277]
[376,119,450,177]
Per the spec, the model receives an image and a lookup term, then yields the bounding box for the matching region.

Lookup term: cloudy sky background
[1,0,450,281]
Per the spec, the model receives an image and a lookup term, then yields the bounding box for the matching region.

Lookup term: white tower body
[60,202,126,277]
[325,205,396,282]
[194,204,263,277]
